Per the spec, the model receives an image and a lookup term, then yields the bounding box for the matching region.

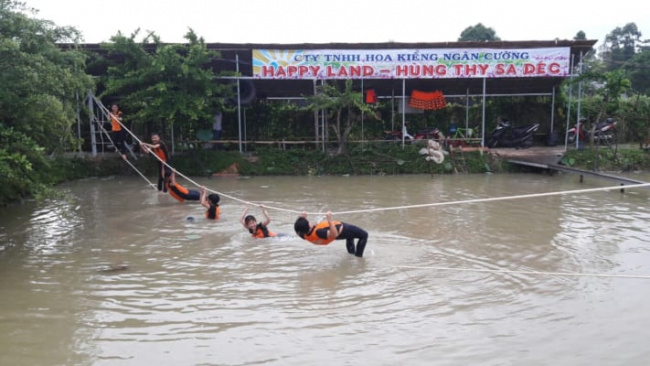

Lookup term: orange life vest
[250,224,277,238]
[304,221,341,245]
[110,111,123,131]
[152,142,169,162]
[205,205,221,220]
[167,182,189,202]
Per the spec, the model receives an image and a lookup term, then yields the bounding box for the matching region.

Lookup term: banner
[252,47,570,80]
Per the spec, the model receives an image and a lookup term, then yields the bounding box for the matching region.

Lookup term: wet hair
[208,193,220,205]
[294,217,310,237]
[244,215,256,225]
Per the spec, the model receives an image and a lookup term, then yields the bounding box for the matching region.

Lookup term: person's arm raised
[326,211,339,239]
[240,205,250,228]
[200,187,210,209]
[260,205,271,226]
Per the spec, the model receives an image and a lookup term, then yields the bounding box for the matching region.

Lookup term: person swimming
[200,186,220,220]
[240,204,278,238]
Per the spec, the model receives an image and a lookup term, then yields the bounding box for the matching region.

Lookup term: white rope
[396,265,650,280]
[332,182,650,215]
[90,95,650,216]
[92,100,156,190]
[92,96,303,212]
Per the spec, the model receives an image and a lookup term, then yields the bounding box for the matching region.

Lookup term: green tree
[625,49,650,94]
[571,69,632,148]
[100,29,231,142]
[0,0,93,150]
[306,80,379,155]
[574,31,587,40]
[600,23,643,71]
[622,94,650,148]
[0,0,94,203]
[458,23,501,42]
[578,69,631,118]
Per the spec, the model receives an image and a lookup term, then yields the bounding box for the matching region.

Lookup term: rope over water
[95,98,650,280]
[99,96,650,216]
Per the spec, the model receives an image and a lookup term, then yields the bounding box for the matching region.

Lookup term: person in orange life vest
[109,104,127,160]
[200,186,221,220]
[140,133,171,192]
[240,204,277,238]
[164,170,200,203]
[294,211,368,257]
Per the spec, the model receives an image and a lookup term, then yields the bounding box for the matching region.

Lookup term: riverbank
[3,143,650,206]
[128,143,650,177]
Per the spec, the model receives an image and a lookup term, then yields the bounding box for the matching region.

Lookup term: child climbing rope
[240,204,280,238]
[294,211,368,257]
[200,186,220,220]
[165,170,200,203]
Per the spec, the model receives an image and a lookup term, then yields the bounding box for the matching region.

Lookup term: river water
[1,172,650,366]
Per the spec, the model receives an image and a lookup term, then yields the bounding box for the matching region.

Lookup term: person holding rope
[164,170,200,203]
[109,104,127,160]
[200,186,221,220]
[294,211,368,257]
[140,133,171,192]
[240,204,281,238]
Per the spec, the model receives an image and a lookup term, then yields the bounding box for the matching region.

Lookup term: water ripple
[2,175,650,365]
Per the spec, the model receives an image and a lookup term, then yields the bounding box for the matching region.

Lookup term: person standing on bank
[140,133,171,193]
[294,211,368,257]
[109,104,127,160]
[212,110,223,150]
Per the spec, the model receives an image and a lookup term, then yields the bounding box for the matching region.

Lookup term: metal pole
[236,53,243,153]
[322,103,325,153]
[76,91,81,152]
[402,78,406,150]
[550,87,555,133]
[565,53,574,152]
[321,80,325,153]
[313,79,318,143]
[481,78,486,147]
[361,78,364,152]
[465,88,469,130]
[88,90,97,156]
[391,88,395,132]
[576,51,584,149]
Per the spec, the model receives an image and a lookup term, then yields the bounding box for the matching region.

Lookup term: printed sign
[253,48,570,79]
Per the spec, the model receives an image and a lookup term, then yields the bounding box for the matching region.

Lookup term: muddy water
[1,173,650,366]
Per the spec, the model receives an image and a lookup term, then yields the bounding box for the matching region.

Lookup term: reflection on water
[1,173,650,365]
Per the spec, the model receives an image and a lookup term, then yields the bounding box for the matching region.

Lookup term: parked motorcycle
[383,124,443,142]
[414,127,444,141]
[486,120,539,148]
[567,117,616,145]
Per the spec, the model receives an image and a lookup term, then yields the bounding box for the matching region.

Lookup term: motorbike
[567,118,616,145]
[383,124,443,142]
[486,120,540,148]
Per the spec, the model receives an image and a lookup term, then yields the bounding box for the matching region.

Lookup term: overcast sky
[23,0,649,47]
